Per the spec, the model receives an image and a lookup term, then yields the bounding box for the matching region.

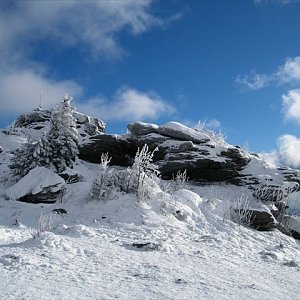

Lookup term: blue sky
[1,0,300,166]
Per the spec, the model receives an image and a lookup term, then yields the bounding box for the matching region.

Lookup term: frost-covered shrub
[31,212,54,239]
[231,194,253,225]
[222,194,253,226]
[89,145,161,202]
[90,153,114,201]
[10,136,52,177]
[171,169,188,192]
[128,144,160,201]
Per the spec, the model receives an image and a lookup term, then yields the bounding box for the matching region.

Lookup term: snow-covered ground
[0,160,300,300]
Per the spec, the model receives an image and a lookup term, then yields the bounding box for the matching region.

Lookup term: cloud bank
[0,0,161,59]
[0,1,176,123]
[0,69,82,115]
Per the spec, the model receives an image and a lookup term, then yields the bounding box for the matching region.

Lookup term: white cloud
[0,0,161,59]
[260,134,300,169]
[278,134,300,168]
[194,119,222,130]
[204,119,222,129]
[236,56,300,90]
[0,69,82,115]
[76,87,175,122]
[282,89,300,123]
[0,1,178,121]
[260,150,280,168]
[277,57,300,84]
[236,72,270,90]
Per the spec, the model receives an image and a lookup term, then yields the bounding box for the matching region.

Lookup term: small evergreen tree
[11,94,79,177]
[11,136,51,177]
[46,94,78,173]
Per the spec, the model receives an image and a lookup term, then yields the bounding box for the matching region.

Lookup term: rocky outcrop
[79,121,252,183]
[12,108,105,140]
[78,121,300,221]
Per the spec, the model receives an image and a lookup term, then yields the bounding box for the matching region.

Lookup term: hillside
[0,105,300,299]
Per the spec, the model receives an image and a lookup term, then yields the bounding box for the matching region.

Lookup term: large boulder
[5,167,66,203]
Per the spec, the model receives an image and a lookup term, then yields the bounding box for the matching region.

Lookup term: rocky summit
[8,108,106,142]
[1,109,300,237]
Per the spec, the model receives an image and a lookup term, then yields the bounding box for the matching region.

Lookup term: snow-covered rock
[246,209,277,231]
[158,121,210,144]
[127,122,159,136]
[5,167,65,203]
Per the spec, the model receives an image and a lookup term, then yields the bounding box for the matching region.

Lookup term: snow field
[0,161,299,299]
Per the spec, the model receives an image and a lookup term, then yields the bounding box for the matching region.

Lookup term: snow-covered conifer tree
[11,94,79,177]
[46,94,79,173]
[11,136,51,177]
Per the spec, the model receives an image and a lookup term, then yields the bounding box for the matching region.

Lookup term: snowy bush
[128,144,160,201]
[90,153,115,201]
[10,138,48,177]
[171,169,188,192]
[222,194,253,226]
[31,212,55,239]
